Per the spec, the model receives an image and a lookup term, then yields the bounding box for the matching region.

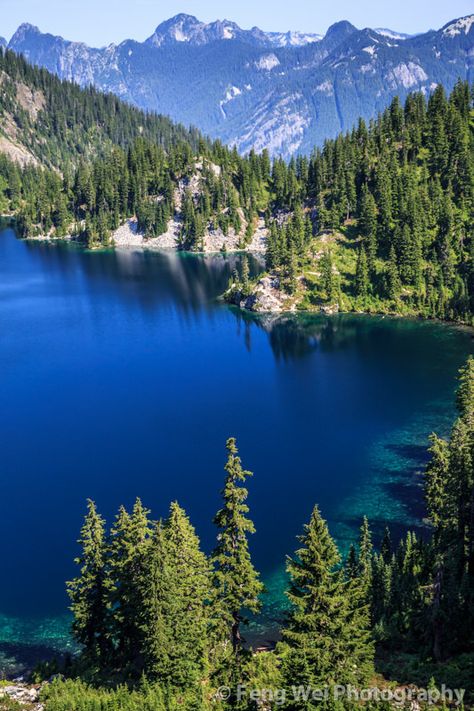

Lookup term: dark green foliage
[67,500,111,663]
[67,438,263,704]
[257,83,474,322]
[108,499,151,673]
[355,247,370,298]
[368,357,474,661]
[62,360,474,707]
[156,502,211,687]
[278,506,374,707]
[212,438,264,657]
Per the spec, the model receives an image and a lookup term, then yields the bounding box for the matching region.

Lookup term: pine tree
[385,245,401,300]
[163,502,212,687]
[380,527,392,563]
[320,250,334,301]
[346,543,359,579]
[139,521,172,681]
[457,356,474,422]
[240,255,250,296]
[355,246,369,298]
[358,516,373,594]
[359,185,378,268]
[212,438,263,655]
[422,356,474,658]
[67,500,111,661]
[279,506,374,705]
[109,499,151,671]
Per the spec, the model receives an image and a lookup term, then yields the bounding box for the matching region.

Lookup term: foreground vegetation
[18,357,470,710]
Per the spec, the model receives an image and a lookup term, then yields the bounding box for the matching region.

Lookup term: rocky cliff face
[5,14,474,157]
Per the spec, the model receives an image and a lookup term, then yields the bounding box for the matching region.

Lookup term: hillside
[0,48,272,252]
[226,81,474,324]
[0,48,203,170]
[4,13,474,157]
[0,50,472,325]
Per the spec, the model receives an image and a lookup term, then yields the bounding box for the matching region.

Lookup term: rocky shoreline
[22,216,267,255]
[111,216,267,254]
[225,273,340,315]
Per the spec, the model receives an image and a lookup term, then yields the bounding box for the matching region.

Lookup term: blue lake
[0,225,472,664]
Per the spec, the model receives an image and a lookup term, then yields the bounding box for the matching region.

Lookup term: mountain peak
[9,22,41,45]
[147,14,246,47]
[325,20,357,38]
[264,29,322,47]
[146,15,325,49]
[441,14,474,38]
[148,14,201,44]
[154,13,201,32]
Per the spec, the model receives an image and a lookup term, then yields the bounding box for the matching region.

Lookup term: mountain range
[4,13,474,156]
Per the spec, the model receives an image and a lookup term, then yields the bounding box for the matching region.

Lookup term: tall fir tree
[67,500,111,662]
[212,438,263,657]
[279,506,374,708]
[109,498,151,671]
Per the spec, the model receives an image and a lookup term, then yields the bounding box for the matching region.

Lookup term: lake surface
[0,225,472,666]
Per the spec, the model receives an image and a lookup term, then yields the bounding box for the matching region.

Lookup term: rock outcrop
[0,682,44,710]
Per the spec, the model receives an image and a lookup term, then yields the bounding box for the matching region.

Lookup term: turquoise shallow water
[0,226,472,666]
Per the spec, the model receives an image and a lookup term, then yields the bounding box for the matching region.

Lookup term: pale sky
[1,0,473,46]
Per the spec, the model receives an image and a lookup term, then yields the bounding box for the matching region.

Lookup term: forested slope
[0,48,203,169]
[230,82,474,323]
[0,48,473,323]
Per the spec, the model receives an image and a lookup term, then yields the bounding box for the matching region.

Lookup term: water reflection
[14,231,474,372]
[233,308,472,366]
[22,238,264,316]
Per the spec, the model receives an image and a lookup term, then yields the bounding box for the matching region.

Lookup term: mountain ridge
[4,13,474,157]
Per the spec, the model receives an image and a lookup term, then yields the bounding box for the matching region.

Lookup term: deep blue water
[0,225,472,662]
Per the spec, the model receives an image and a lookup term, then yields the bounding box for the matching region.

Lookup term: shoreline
[17,229,474,330]
[229,300,474,332]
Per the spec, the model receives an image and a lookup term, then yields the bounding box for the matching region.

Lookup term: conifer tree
[279,506,374,705]
[385,246,401,300]
[67,500,111,661]
[358,516,373,595]
[355,246,369,298]
[346,543,359,579]
[240,255,250,296]
[109,499,151,671]
[139,521,172,681]
[320,250,334,301]
[163,502,212,687]
[212,438,263,655]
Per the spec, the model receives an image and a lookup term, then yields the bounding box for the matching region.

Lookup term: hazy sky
[2,0,473,46]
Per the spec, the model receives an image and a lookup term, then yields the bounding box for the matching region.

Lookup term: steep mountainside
[0,48,203,169]
[5,13,474,156]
